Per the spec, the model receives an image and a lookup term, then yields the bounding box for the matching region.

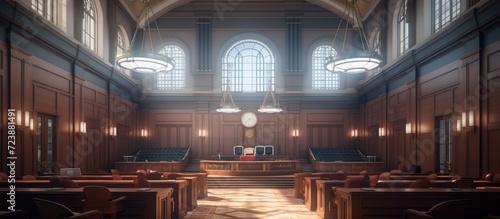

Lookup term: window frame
[311,44,341,90]
[31,0,54,22]
[156,44,186,90]
[432,0,462,33]
[82,0,97,53]
[397,0,410,56]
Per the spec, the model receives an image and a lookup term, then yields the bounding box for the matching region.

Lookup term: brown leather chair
[82,186,126,219]
[62,178,81,188]
[409,178,431,188]
[403,199,469,219]
[165,173,183,180]
[344,176,369,188]
[359,170,367,176]
[22,174,37,180]
[493,174,500,182]
[34,198,103,219]
[427,173,438,180]
[110,169,122,180]
[485,173,494,181]
[134,172,151,188]
[379,172,391,180]
[369,175,379,188]
[145,171,162,180]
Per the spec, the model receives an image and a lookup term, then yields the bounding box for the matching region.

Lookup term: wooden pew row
[335,188,500,219]
[0,187,174,219]
[294,172,455,199]
[1,179,189,219]
[36,172,209,199]
[314,179,500,219]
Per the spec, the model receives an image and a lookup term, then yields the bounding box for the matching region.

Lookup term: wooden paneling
[307,113,344,123]
[487,128,500,173]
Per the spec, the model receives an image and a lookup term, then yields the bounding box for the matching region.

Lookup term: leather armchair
[34,198,103,219]
[82,186,127,219]
[403,199,469,219]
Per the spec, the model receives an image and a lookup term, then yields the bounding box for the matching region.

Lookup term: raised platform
[200,160,301,176]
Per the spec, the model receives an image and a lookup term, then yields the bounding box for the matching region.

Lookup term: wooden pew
[0,187,173,219]
[1,179,189,219]
[334,187,500,219]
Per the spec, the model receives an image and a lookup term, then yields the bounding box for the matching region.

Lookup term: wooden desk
[304,176,323,211]
[316,180,345,219]
[334,188,500,219]
[0,187,173,219]
[178,176,198,210]
[294,172,313,199]
[200,160,301,176]
[178,173,208,199]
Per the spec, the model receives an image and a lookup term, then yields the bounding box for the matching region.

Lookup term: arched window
[222,39,275,93]
[398,0,410,56]
[433,0,461,33]
[157,45,185,90]
[312,45,340,90]
[82,0,96,52]
[116,29,126,59]
[31,0,54,22]
[371,29,381,55]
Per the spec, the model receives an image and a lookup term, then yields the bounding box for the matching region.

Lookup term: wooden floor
[185,188,320,219]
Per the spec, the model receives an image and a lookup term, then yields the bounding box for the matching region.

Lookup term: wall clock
[241,112,258,128]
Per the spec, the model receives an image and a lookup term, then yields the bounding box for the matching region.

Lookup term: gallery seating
[82,186,127,219]
[134,147,190,162]
[403,199,469,219]
[309,147,366,162]
[34,198,103,219]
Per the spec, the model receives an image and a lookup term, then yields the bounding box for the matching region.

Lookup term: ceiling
[119,0,380,25]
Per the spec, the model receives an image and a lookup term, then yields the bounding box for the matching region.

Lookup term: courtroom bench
[0,187,173,219]
[334,187,500,219]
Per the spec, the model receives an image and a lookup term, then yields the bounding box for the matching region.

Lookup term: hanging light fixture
[116,0,174,74]
[325,0,382,74]
[258,78,282,113]
[216,78,241,113]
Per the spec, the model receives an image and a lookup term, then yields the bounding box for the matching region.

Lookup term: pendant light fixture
[325,0,382,74]
[258,78,282,113]
[116,0,174,74]
[216,78,241,113]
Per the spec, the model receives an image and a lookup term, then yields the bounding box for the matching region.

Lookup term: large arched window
[82,0,96,53]
[398,0,410,56]
[222,39,275,93]
[116,30,126,59]
[157,45,185,90]
[31,0,54,22]
[433,0,461,33]
[312,44,340,90]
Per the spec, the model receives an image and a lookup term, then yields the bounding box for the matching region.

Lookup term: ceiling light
[325,0,382,73]
[258,79,282,113]
[116,0,174,74]
[216,79,241,113]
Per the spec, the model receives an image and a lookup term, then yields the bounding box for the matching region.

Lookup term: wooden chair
[110,169,122,180]
[134,172,151,188]
[409,179,431,188]
[403,199,469,219]
[22,174,37,180]
[34,198,103,219]
[82,186,127,219]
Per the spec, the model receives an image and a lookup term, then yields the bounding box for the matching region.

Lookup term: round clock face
[241,112,258,128]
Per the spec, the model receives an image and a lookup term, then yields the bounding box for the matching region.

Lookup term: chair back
[344,176,369,188]
[233,146,244,155]
[62,178,80,188]
[426,199,469,218]
[379,172,391,180]
[369,175,379,188]
[167,173,183,180]
[0,172,7,181]
[409,178,431,188]
[49,176,65,188]
[452,179,474,188]
[264,145,274,155]
[83,186,113,203]
[145,172,162,180]
[427,173,438,180]
[254,146,265,155]
[34,198,75,218]
[136,172,151,188]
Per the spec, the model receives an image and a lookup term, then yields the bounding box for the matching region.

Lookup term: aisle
[185,188,321,219]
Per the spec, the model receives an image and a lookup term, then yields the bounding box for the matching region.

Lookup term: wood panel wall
[138,109,357,162]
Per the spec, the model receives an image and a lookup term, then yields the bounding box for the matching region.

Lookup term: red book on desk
[239,155,256,161]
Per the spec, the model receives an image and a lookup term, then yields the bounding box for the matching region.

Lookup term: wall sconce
[15,110,28,131]
[198,129,206,139]
[351,129,358,138]
[378,127,385,141]
[292,129,299,138]
[29,118,36,136]
[406,123,415,138]
[110,126,117,138]
[140,129,148,138]
[77,121,87,137]
[461,111,476,134]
